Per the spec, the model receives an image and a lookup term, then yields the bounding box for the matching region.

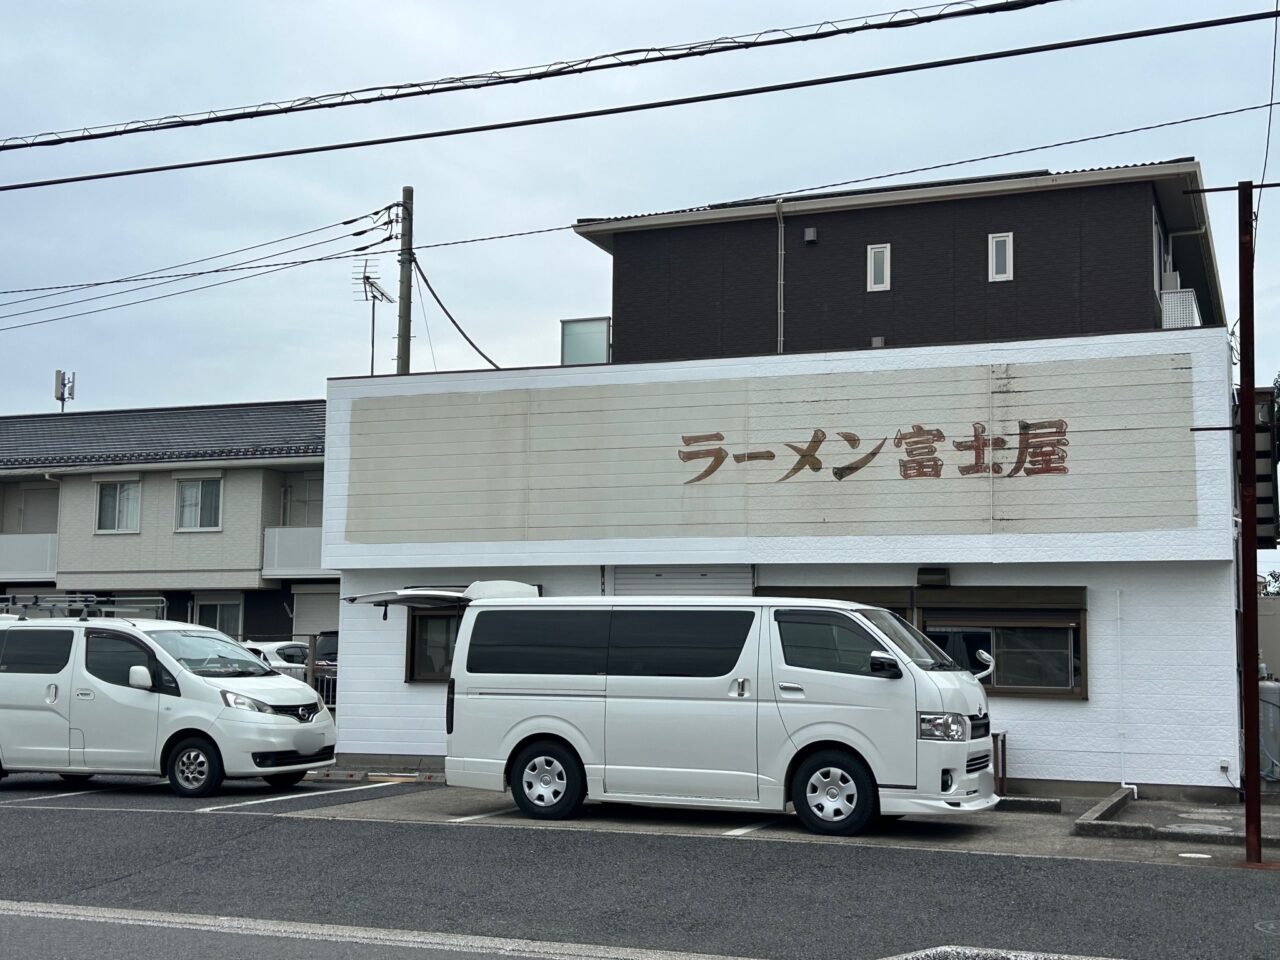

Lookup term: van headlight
[221,691,275,714]
[918,712,967,741]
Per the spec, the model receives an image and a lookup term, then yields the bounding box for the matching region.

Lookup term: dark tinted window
[408,613,460,681]
[0,628,74,674]
[608,610,754,677]
[277,645,308,665]
[316,632,339,661]
[85,633,151,686]
[467,610,609,675]
[777,611,885,677]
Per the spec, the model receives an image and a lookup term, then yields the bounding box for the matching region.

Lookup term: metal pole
[1239,180,1262,864]
[369,296,376,376]
[395,185,414,375]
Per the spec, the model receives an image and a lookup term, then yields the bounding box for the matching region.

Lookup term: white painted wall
[337,559,1239,789]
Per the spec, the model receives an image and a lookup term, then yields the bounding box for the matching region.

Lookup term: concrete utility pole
[395,185,414,374]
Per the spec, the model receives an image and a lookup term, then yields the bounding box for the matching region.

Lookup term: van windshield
[147,629,274,677]
[856,610,962,671]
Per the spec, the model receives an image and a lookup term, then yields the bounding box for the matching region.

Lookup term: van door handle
[74,689,94,700]
[778,682,804,693]
[733,678,749,697]
[45,684,58,703]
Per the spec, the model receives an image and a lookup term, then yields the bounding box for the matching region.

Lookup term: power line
[410,255,439,373]
[0,226,394,321]
[1257,0,1280,237]
[0,206,391,303]
[0,1,1063,153]
[412,255,499,369]
[0,242,390,334]
[2,10,1275,195]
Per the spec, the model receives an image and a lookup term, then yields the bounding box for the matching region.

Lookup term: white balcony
[1161,288,1202,329]
[262,526,333,579]
[0,533,58,581]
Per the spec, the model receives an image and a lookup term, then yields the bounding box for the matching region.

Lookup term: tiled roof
[0,399,325,470]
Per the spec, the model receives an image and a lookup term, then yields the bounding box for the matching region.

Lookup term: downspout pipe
[775,199,785,355]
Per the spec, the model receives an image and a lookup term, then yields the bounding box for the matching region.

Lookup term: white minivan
[0,617,335,796]
[359,582,997,836]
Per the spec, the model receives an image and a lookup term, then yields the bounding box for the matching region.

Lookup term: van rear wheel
[791,750,876,836]
[510,741,585,821]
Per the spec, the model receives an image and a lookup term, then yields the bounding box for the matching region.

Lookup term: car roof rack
[0,593,169,622]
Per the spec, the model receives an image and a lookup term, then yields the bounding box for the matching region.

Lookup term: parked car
[243,640,311,676]
[352,582,996,836]
[0,618,335,796]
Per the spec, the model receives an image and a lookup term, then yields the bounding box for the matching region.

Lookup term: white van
[357,583,997,835]
[0,617,336,796]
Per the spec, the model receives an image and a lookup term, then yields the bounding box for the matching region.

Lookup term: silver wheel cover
[521,756,567,807]
[806,766,857,821]
[175,748,210,790]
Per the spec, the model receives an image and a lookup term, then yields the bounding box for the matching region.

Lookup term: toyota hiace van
[354,582,997,835]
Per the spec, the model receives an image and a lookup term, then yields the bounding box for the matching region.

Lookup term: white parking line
[0,898,762,960]
[196,781,398,812]
[722,819,775,837]
[449,806,518,823]
[0,782,166,805]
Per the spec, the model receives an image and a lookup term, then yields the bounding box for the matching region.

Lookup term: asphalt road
[1,775,1278,960]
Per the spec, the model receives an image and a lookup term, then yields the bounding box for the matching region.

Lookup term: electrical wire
[1257,0,1280,239]
[0,241,391,333]
[412,255,498,369]
[0,225,394,321]
[0,1,1064,152]
[2,10,1275,194]
[0,206,392,303]
[410,255,439,372]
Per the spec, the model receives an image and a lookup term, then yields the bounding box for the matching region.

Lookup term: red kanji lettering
[1007,419,1070,476]
[893,425,946,479]
[953,422,1008,476]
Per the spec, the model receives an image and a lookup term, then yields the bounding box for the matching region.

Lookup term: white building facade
[326,326,1240,792]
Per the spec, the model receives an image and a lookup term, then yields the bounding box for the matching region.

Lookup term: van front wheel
[791,750,876,836]
[167,737,224,798]
[510,741,585,821]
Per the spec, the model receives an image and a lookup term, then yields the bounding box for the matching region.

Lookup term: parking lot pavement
[286,785,1255,867]
[0,772,419,815]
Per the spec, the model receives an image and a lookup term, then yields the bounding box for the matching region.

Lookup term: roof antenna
[353,258,394,376]
[54,369,76,413]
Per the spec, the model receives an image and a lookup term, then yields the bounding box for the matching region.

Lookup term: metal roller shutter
[611,566,754,597]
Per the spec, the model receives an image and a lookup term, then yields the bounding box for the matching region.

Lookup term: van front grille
[270,702,321,723]
[966,753,991,774]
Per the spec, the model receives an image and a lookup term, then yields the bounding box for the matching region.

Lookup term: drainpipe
[775,199,785,354]
[1116,587,1138,799]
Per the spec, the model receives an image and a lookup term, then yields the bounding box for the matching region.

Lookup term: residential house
[0,400,338,641]
[326,159,1240,796]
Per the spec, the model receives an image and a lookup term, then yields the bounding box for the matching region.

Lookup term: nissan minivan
[355,582,997,836]
[0,617,336,796]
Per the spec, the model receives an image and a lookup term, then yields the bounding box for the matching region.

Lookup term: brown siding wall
[609,182,1160,363]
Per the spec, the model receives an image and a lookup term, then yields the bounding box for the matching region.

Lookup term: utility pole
[1238,180,1262,865]
[396,185,414,374]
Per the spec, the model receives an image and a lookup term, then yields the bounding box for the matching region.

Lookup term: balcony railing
[0,533,58,581]
[1161,289,1202,329]
[262,526,333,578]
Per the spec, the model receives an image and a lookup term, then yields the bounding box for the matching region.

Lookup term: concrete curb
[879,947,1121,959]
[1072,788,1150,839]
[307,769,445,784]
[994,797,1061,814]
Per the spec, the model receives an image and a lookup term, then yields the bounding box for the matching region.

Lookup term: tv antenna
[353,259,394,376]
[54,369,75,412]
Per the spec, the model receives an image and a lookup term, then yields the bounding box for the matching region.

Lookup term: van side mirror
[128,665,153,690]
[869,651,903,679]
[973,649,995,681]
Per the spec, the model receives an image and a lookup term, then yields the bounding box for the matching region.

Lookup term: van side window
[0,627,74,674]
[776,610,886,677]
[85,633,152,687]
[467,610,609,675]
[608,610,754,678]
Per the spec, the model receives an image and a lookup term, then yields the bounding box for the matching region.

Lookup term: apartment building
[0,400,337,641]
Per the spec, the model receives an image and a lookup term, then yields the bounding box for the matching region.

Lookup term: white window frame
[175,477,223,532]
[866,243,891,292]
[94,480,141,534]
[193,592,244,640]
[988,232,1013,282]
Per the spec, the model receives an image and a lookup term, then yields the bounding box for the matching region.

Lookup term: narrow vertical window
[867,243,891,292]
[988,233,1013,282]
